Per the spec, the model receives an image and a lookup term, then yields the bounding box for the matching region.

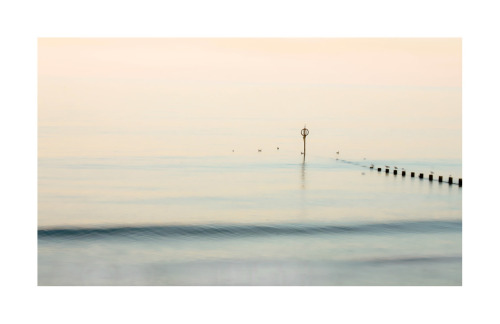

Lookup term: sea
[38,151,461,285]
[37,75,462,286]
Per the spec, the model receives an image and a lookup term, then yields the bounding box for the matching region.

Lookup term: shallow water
[38,154,461,285]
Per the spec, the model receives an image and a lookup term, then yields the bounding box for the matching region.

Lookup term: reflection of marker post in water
[301,125,309,159]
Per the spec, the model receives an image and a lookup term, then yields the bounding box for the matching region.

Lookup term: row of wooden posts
[370,166,462,187]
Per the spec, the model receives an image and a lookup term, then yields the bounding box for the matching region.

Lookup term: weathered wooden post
[402,170,406,176]
[449,177,453,184]
[439,176,443,182]
[419,173,424,179]
[459,178,462,187]
[429,174,433,181]
[411,172,415,177]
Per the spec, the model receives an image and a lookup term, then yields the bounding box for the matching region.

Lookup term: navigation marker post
[301,125,309,159]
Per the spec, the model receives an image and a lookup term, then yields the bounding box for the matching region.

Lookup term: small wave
[358,255,462,265]
[38,220,461,241]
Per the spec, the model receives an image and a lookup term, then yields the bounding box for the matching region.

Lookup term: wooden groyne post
[367,164,462,187]
[350,160,462,187]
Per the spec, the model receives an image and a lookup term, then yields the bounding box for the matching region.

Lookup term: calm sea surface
[38,77,461,285]
[38,152,461,285]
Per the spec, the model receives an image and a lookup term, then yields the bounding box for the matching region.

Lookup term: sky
[39,38,460,86]
[38,38,461,160]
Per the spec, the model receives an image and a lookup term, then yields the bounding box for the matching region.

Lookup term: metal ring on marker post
[301,128,309,136]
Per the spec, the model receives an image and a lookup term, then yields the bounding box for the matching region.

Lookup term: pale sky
[39,38,461,87]
[38,38,461,159]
